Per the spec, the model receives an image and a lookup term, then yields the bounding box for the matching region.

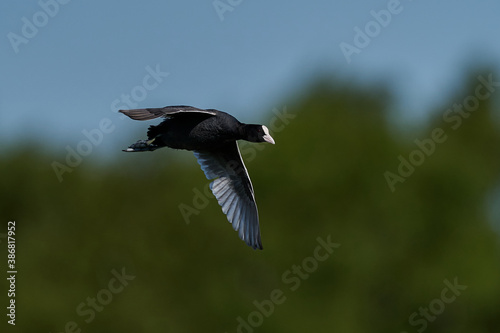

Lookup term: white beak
[263,134,275,144]
[262,126,275,144]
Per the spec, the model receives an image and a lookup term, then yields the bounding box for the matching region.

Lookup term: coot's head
[244,125,275,144]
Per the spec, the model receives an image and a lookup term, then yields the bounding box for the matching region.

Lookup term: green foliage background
[1,71,500,332]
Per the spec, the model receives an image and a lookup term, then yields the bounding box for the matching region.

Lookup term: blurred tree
[1,70,499,333]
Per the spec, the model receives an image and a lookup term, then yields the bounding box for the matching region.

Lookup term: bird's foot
[122,139,159,152]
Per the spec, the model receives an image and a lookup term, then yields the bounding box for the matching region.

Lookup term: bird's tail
[122,139,161,152]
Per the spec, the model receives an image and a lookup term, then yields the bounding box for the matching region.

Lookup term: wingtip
[254,243,264,250]
[248,232,263,250]
[119,109,134,116]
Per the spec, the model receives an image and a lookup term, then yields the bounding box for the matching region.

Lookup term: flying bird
[120,105,275,250]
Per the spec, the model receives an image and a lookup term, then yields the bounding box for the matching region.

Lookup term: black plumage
[119,105,275,250]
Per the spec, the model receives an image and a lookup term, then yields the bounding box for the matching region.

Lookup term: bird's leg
[122,139,161,152]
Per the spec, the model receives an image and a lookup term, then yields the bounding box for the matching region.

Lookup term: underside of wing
[119,105,217,121]
[193,143,262,250]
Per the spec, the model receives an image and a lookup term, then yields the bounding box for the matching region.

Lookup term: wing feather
[193,143,263,250]
[119,105,216,121]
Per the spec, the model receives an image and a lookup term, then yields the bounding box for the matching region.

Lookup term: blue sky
[1,0,500,154]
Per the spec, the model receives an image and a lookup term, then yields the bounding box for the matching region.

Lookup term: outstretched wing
[119,105,217,121]
[193,142,262,250]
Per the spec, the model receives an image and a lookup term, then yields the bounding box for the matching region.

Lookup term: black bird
[119,105,275,250]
